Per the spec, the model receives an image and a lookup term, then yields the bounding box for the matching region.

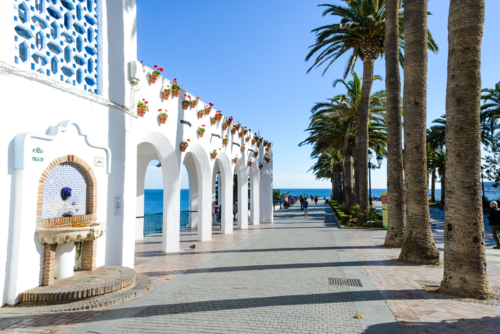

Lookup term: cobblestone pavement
[0,222,272,333]
[65,200,401,334]
[343,206,500,334]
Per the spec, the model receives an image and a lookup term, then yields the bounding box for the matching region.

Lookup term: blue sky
[139,0,500,190]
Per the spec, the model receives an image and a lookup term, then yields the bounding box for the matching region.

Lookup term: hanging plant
[171,78,181,97]
[248,159,253,167]
[259,162,264,170]
[150,65,163,84]
[251,138,256,145]
[231,126,237,135]
[183,94,193,110]
[162,86,171,100]
[158,109,168,124]
[234,122,241,131]
[245,136,250,142]
[226,116,233,127]
[137,99,148,117]
[211,148,219,160]
[239,131,245,138]
[232,155,238,164]
[180,139,190,152]
[206,102,214,113]
[254,151,259,158]
[211,117,217,125]
[257,141,262,148]
[223,135,229,146]
[191,96,199,108]
[198,125,206,137]
[240,144,246,153]
[264,154,271,163]
[198,110,204,119]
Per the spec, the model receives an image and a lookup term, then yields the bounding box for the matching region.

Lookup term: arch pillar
[250,164,260,225]
[260,165,273,223]
[236,159,248,229]
[216,153,233,234]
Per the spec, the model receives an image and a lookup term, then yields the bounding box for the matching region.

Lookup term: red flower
[209,102,214,107]
[154,65,158,68]
[173,78,177,83]
[142,98,145,101]
[202,124,205,127]
[184,94,187,97]
[197,96,199,100]
[250,159,252,161]
[188,95,191,99]
[219,148,221,150]
[225,135,227,138]
[159,68,163,72]
[236,155,238,157]
[158,109,162,111]
[187,139,190,142]
[145,101,148,104]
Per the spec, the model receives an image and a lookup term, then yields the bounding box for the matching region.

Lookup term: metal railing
[137,211,197,236]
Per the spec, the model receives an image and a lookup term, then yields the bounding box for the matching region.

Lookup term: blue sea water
[144,188,442,214]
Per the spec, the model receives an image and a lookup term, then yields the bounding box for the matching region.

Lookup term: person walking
[487,201,500,249]
[212,201,217,225]
[314,196,318,205]
[233,202,238,221]
[300,196,304,211]
[303,198,309,218]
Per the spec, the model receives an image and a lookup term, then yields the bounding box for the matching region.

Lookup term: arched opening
[212,153,233,235]
[234,159,249,229]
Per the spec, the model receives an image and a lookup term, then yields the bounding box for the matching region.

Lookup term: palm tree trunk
[398,0,440,264]
[354,123,360,205]
[441,172,445,202]
[343,155,354,208]
[383,0,406,248]
[437,0,495,299]
[358,59,375,216]
[431,169,436,202]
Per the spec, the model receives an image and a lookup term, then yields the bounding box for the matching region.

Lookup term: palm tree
[437,0,496,299]
[383,0,405,247]
[306,0,438,216]
[309,149,343,201]
[480,82,500,132]
[273,189,291,202]
[398,0,440,265]
[427,127,444,203]
[429,148,445,202]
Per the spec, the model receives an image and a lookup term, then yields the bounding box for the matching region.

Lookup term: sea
[144,188,442,214]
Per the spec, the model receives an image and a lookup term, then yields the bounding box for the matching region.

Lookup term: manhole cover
[329,278,363,287]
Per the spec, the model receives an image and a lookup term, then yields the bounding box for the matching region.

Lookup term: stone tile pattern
[0,223,272,333]
[343,225,500,334]
[109,209,364,334]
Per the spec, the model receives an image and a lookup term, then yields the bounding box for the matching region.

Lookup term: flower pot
[211,153,217,160]
[248,162,252,167]
[205,110,211,116]
[233,159,238,164]
[198,111,204,119]
[245,138,250,142]
[191,101,198,108]
[257,143,261,148]
[172,89,181,97]
[198,131,205,137]
[253,152,258,158]
[162,92,170,100]
[223,141,228,146]
[180,144,187,152]
[222,124,228,130]
[182,101,190,110]
[252,140,256,145]
[259,165,263,170]
[239,133,244,138]
[206,107,212,113]
[150,74,158,84]
[159,115,168,124]
[211,118,217,125]
[240,148,245,153]
[231,129,236,135]
[137,107,147,117]
[266,147,269,152]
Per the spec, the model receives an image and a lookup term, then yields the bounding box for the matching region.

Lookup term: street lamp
[368,149,383,206]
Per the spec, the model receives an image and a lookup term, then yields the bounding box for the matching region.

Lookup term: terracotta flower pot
[231,129,236,135]
[257,143,261,148]
[248,162,252,167]
[198,131,205,137]
[182,101,190,110]
[150,74,158,84]
[245,138,250,142]
[211,153,217,160]
[259,165,263,170]
[180,144,187,152]
[223,141,228,146]
[254,152,258,157]
[211,118,217,125]
[198,111,204,119]
[159,115,168,124]
[241,147,245,153]
[191,101,198,108]
[239,132,244,138]
[137,107,147,117]
[233,159,238,164]
[172,89,181,97]
[205,110,211,116]
[222,124,228,130]
[252,140,256,145]
[266,147,269,152]
[206,107,212,113]
[162,92,170,100]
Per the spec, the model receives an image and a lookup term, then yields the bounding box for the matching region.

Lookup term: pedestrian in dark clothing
[300,196,304,211]
[487,201,500,249]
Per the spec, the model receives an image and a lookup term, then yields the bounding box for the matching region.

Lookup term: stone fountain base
[11,266,152,312]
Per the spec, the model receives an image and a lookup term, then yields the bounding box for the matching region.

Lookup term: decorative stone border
[37,155,97,228]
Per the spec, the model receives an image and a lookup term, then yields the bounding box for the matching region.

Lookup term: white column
[188,166,198,228]
[135,158,149,240]
[219,156,233,234]
[163,163,180,253]
[237,164,249,229]
[250,166,260,225]
[55,243,75,279]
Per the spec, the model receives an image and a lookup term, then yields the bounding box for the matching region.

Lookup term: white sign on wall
[114,196,123,216]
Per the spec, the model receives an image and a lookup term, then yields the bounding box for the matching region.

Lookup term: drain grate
[329,278,363,287]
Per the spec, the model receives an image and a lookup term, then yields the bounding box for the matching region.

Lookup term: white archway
[249,162,260,225]
[214,152,233,234]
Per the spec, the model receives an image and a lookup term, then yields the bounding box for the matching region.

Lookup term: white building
[0,0,273,306]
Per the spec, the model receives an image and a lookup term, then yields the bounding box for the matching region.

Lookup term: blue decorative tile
[42,162,88,219]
